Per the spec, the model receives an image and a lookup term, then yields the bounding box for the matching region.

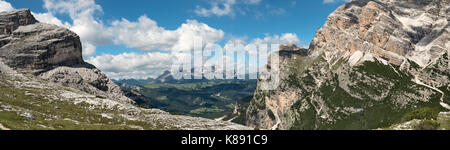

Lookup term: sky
[0,0,350,79]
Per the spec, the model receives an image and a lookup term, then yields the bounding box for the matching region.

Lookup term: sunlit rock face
[310,0,449,66]
[247,0,449,130]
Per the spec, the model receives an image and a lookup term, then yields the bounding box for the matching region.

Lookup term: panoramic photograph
[0,0,449,146]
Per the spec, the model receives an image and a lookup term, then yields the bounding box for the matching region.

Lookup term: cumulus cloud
[224,33,300,47]
[0,0,227,78]
[112,17,224,51]
[32,12,66,27]
[0,0,14,12]
[88,33,300,79]
[172,20,225,51]
[35,0,225,56]
[220,33,300,76]
[86,52,179,79]
[43,0,113,45]
[222,33,300,55]
[82,42,96,57]
[323,0,351,4]
[111,16,178,51]
[1,0,302,79]
[195,0,236,17]
[250,33,301,46]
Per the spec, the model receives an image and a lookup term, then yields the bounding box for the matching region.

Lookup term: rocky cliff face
[0,9,83,73]
[247,0,449,130]
[0,9,38,35]
[0,9,131,104]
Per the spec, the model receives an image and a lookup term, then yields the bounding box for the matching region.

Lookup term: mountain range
[247,0,449,130]
[1,0,449,130]
[0,9,250,130]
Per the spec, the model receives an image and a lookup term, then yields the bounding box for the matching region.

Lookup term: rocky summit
[0,8,128,103]
[0,9,83,73]
[0,9,250,130]
[247,0,449,130]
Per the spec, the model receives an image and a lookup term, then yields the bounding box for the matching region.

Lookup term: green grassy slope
[139,80,257,119]
[0,75,175,130]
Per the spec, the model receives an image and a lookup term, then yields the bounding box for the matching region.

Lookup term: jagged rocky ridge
[0,9,249,130]
[247,0,449,130]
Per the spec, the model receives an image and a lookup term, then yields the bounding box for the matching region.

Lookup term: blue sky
[1,0,349,79]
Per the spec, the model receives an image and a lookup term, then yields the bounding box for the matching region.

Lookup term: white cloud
[195,0,263,17]
[0,0,227,78]
[279,33,301,45]
[32,12,66,27]
[39,0,115,57]
[1,0,302,79]
[323,0,351,4]
[195,0,236,17]
[111,17,224,51]
[39,0,224,53]
[43,0,112,45]
[222,33,300,55]
[87,33,300,79]
[85,52,183,79]
[111,16,178,51]
[82,42,96,57]
[250,33,301,46]
[172,20,225,51]
[221,33,300,76]
[0,0,14,12]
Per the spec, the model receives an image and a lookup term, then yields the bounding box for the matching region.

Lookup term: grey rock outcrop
[0,23,83,73]
[308,0,449,66]
[0,9,132,104]
[0,9,83,74]
[0,9,37,35]
[247,0,449,130]
[39,64,133,104]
